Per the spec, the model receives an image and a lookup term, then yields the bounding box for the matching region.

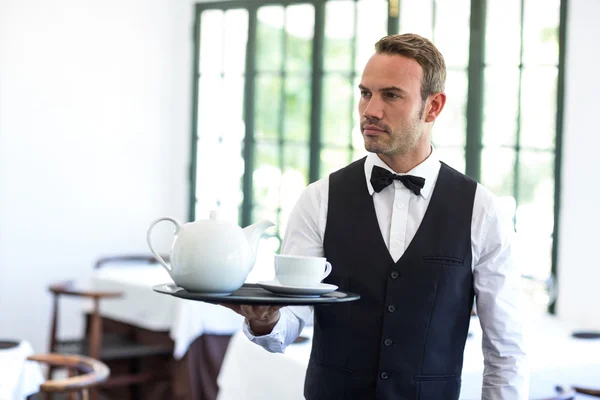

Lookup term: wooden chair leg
[45,365,56,400]
[131,358,141,400]
[68,367,78,400]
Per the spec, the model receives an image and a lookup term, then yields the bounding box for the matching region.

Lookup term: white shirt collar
[363,145,440,200]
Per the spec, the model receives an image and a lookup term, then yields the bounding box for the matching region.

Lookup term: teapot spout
[243,220,275,270]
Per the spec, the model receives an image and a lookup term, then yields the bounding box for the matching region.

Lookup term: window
[189,0,565,291]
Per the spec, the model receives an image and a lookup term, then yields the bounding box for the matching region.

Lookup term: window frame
[188,0,567,311]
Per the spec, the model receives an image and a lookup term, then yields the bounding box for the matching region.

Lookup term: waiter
[224,33,529,400]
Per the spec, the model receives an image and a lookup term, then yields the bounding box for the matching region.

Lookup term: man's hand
[220,304,283,336]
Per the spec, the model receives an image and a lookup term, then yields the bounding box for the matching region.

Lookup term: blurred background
[0,0,598,398]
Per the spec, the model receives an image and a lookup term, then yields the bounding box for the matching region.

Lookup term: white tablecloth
[0,341,45,400]
[87,265,243,359]
[217,314,600,400]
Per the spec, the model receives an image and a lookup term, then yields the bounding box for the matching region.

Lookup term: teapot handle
[146,217,182,278]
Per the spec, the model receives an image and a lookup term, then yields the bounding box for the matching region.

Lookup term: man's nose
[363,97,384,120]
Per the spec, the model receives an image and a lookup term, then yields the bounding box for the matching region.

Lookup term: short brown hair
[375,33,446,101]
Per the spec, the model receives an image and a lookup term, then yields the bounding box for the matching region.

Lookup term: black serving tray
[152,283,360,306]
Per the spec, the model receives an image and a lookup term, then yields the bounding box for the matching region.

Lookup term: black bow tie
[370,165,426,195]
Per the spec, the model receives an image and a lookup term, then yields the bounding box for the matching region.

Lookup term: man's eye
[360,90,371,98]
[384,92,400,99]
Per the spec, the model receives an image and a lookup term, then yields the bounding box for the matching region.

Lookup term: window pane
[255,75,281,141]
[281,145,309,234]
[517,151,554,228]
[283,145,309,187]
[253,143,281,209]
[523,0,560,66]
[195,121,244,226]
[399,0,433,39]
[285,4,314,73]
[433,0,471,68]
[481,147,516,198]
[256,6,284,73]
[252,205,279,233]
[199,10,224,74]
[322,74,353,147]
[321,148,351,178]
[485,0,521,66]
[195,55,245,226]
[355,0,387,72]
[324,1,355,72]
[223,9,248,75]
[515,151,555,278]
[433,70,467,147]
[520,67,557,150]
[197,76,223,138]
[435,147,465,174]
[222,75,245,124]
[283,77,312,142]
[483,67,520,147]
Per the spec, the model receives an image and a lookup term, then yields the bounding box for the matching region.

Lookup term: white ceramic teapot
[147,211,274,294]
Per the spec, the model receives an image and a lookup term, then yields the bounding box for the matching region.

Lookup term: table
[0,340,45,400]
[85,264,244,400]
[87,264,244,358]
[217,314,600,400]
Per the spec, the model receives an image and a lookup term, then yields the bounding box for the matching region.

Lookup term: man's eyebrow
[358,84,407,94]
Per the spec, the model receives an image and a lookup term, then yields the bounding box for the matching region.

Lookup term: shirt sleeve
[243,179,327,352]
[242,307,306,353]
[472,185,530,400]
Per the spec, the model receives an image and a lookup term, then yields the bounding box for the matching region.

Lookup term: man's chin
[363,139,386,154]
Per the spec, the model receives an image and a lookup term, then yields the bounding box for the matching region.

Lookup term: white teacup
[274,254,332,287]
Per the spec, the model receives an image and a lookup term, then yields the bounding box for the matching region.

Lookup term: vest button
[384,338,393,347]
[387,305,396,313]
[390,271,400,279]
[380,372,389,380]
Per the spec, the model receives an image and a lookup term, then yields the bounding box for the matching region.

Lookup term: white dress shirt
[244,148,529,399]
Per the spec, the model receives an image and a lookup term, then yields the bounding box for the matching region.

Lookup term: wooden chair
[27,353,109,400]
[551,385,600,399]
[572,386,600,397]
[48,281,172,400]
[540,386,577,399]
[94,254,168,269]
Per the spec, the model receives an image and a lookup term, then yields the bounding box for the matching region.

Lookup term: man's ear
[424,92,446,123]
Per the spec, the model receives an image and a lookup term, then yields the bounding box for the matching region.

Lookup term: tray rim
[152,282,360,306]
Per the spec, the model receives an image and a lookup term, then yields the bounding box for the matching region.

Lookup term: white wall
[0,0,196,351]
[556,0,600,328]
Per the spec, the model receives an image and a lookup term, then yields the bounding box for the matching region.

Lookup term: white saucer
[152,283,232,297]
[257,280,338,297]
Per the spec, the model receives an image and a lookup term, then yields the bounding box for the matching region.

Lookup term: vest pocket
[422,256,464,266]
[311,358,355,376]
[413,374,456,382]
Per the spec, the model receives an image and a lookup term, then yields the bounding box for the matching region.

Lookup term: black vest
[304,158,476,400]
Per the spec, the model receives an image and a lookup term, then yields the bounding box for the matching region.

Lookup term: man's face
[358,53,427,157]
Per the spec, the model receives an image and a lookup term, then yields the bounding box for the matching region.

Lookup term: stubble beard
[363,118,423,157]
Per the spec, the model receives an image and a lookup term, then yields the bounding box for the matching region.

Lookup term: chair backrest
[48,281,122,359]
[94,254,168,269]
[542,386,577,400]
[573,386,600,397]
[27,353,109,400]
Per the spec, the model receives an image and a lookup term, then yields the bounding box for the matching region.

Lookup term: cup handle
[321,261,332,280]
